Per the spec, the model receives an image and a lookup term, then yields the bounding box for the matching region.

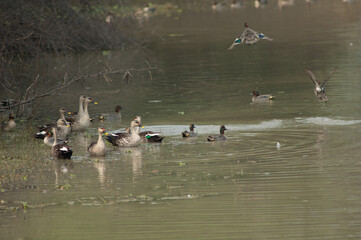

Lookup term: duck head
[220,125,228,134]
[88,97,98,105]
[9,113,15,120]
[244,22,249,28]
[253,90,260,96]
[99,126,108,135]
[190,124,196,131]
[131,120,142,128]
[59,108,67,114]
[115,105,122,113]
[57,119,69,127]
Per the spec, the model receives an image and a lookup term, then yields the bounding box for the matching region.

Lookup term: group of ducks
[1,20,337,159]
[230,23,335,103]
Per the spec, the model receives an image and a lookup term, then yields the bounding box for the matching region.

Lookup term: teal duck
[207,125,228,141]
[182,124,197,138]
[212,1,226,11]
[252,90,275,103]
[88,127,108,156]
[134,116,164,142]
[230,0,242,9]
[255,0,268,8]
[51,128,73,159]
[228,22,273,50]
[1,113,16,131]
[305,68,336,103]
[105,120,142,147]
[99,105,122,122]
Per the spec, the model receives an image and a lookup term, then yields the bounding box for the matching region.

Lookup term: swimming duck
[252,90,275,103]
[105,120,142,147]
[88,127,108,156]
[230,0,242,9]
[134,116,165,142]
[36,108,71,139]
[51,128,73,159]
[305,68,336,103]
[67,96,97,131]
[44,130,69,147]
[207,125,228,141]
[278,0,295,9]
[143,4,156,13]
[99,105,122,122]
[212,1,226,11]
[1,113,16,131]
[182,124,198,138]
[255,0,267,8]
[228,22,273,49]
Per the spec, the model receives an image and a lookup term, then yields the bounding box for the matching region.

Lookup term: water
[1,0,361,239]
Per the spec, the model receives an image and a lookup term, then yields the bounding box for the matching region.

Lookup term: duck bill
[91,100,98,104]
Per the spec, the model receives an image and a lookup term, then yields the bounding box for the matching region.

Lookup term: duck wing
[322,69,336,88]
[305,68,319,86]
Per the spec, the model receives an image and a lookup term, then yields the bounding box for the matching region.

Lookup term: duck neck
[83,101,89,118]
[131,125,138,136]
[52,130,57,147]
[98,131,104,144]
[79,99,85,116]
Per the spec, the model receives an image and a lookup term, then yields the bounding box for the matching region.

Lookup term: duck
[230,0,242,9]
[143,4,156,13]
[255,0,267,8]
[212,1,226,11]
[38,119,70,140]
[67,96,97,131]
[1,113,16,131]
[182,124,197,138]
[134,116,165,142]
[51,127,73,159]
[252,90,275,103]
[36,108,70,139]
[99,105,122,122]
[44,130,69,147]
[88,127,108,156]
[305,68,336,103]
[278,0,295,9]
[207,125,228,141]
[228,22,273,49]
[105,120,142,147]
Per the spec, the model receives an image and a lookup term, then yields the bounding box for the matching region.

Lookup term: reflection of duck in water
[93,159,106,188]
[207,125,228,141]
[53,159,74,187]
[252,90,275,103]
[182,124,197,138]
[228,22,273,49]
[1,113,16,131]
[305,68,336,103]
